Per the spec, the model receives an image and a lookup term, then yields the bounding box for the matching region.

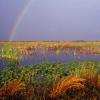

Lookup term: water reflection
[0,47,100,67]
[21,49,100,65]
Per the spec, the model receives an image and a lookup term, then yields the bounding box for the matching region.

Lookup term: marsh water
[21,50,100,65]
[0,46,100,67]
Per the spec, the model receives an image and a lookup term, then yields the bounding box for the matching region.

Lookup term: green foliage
[0,61,99,88]
[1,47,22,65]
[70,61,100,79]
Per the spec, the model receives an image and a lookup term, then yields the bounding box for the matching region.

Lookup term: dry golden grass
[50,69,100,99]
[50,76,86,98]
[0,41,100,48]
[97,74,100,88]
[0,79,25,97]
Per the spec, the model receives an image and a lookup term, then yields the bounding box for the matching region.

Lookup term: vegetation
[0,61,100,100]
[0,41,100,48]
[0,42,100,100]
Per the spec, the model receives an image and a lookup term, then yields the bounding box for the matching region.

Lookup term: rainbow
[9,0,35,41]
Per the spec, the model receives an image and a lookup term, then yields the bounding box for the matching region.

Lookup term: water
[21,50,100,65]
[0,47,100,68]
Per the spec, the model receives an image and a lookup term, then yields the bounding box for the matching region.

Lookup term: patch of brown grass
[50,70,100,100]
[50,76,86,98]
[97,74,100,89]
[0,79,25,97]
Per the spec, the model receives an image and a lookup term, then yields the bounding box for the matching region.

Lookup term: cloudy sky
[0,0,100,41]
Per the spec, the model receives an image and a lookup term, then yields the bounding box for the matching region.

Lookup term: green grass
[0,61,99,87]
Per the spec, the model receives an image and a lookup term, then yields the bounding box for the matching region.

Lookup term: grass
[50,76,86,98]
[0,61,100,100]
[0,79,25,96]
[50,75,100,100]
[0,42,100,62]
[0,41,100,48]
[0,41,100,99]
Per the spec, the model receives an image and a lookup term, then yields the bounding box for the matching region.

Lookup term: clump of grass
[0,79,25,99]
[50,76,86,98]
[0,77,51,100]
[50,69,100,100]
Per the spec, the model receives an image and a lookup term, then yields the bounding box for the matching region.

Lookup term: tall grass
[0,61,100,100]
[51,66,100,100]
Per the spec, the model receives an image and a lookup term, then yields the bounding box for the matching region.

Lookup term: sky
[0,0,100,41]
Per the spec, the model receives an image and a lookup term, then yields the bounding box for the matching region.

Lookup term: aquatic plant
[1,47,23,65]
